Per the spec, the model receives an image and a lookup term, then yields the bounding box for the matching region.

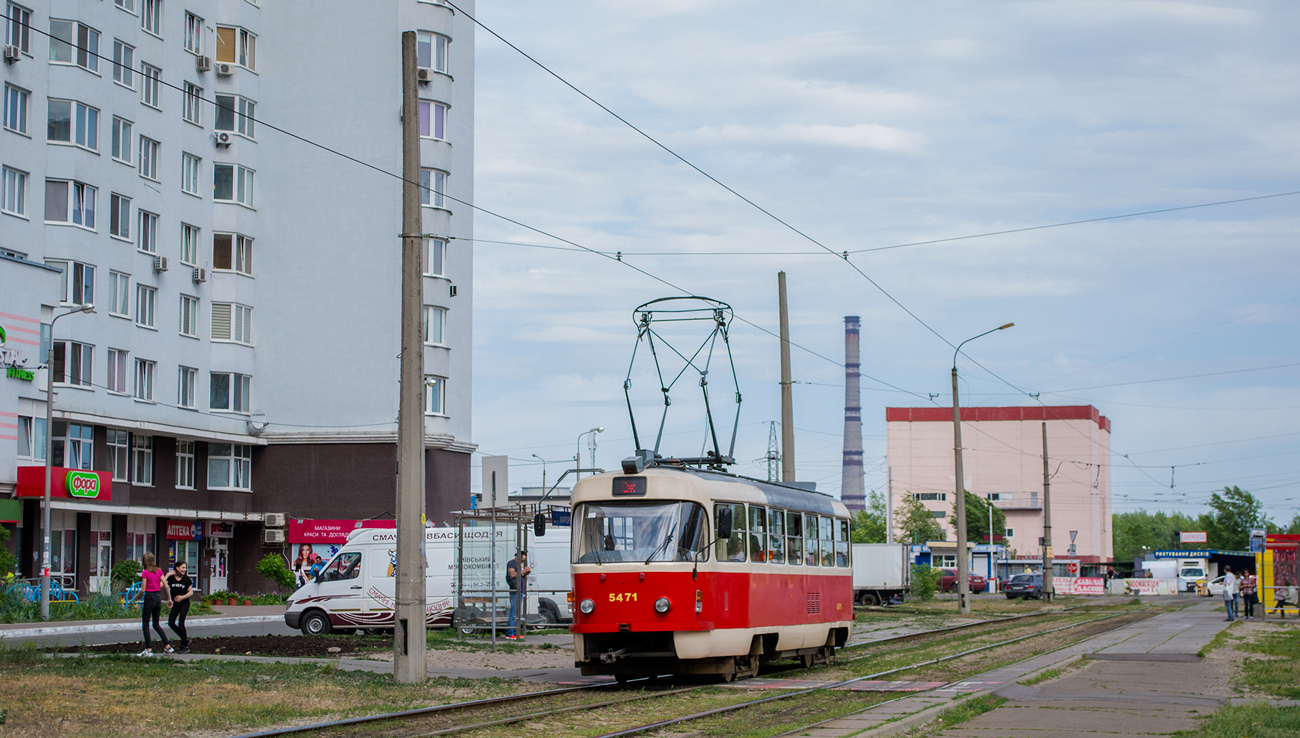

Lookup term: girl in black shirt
[166,562,195,653]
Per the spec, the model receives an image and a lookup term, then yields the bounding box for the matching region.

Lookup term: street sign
[1180,531,1208,544]
[1066,561,1079,575]
[1070,530,1078,543]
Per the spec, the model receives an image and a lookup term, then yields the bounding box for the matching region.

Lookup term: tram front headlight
[654,597,672,614]
[579,598,595,615]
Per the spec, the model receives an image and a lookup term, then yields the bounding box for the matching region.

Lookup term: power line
[1044,362,1300,393]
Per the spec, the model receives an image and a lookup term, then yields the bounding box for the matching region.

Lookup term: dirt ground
[63,633,395,658]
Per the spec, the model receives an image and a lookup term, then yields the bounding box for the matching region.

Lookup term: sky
[464,1,1300,523]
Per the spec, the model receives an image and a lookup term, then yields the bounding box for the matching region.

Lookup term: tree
[1205,486,1270,550]
[1112,510,1201,562]
[952,490,1005,544]
[851,490,889,543]
[1282,513,1300,536]
[895,494,945,543]
[257,553,296,593]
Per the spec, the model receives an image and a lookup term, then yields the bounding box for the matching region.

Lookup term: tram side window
[804,513,819,566]
[715,503,746,562]
[820,515,835,567]
[786,511,802,565]
[768,507,785,564]
[749,506,767,563]
[836,518,850,567]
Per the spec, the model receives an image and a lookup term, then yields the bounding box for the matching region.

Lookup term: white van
[283,526,572,635]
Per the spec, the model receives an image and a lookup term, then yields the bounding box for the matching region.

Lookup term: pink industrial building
[885,406,1113,563]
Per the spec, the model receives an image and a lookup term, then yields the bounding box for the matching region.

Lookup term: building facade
[1,0,474,596]
[885,405,1113,562]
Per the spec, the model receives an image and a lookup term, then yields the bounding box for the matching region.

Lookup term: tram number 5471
[609,592,639,602]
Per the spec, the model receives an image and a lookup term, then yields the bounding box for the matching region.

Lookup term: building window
[181,153,201,195]
[135,284,156,328]
[114,0,136,14]
[211,302,252,344]
[213,163,253,206]
[180,223,200,265]
[423,306,446,345]
[106,348,128,393]
[213,233,252,273]
[934,554,957,569]
[418,101,447,140]
[46,99,99,150]
[177,366,196,408]
[179,294,198,337]
[416,32,448,73]
[4,84,28,134]
[176,440,195,489]
[44,181,96,228]
[6,4,31,54]
[214,94,255,138]
[132,435,153,484]
[111,117,132,163]
[16,416,46,461]
[109,193,131,239]
[987,492,1013,502]
[1,166,25,217]
[215,26,255,70]
[140,63,161,108]
[134,358,155,401]
[420,168,447,208]
[49,20,100,73]
[184,12,203,54]
[208,443,251,490]
[1004,527,1015,539]
[46,260,95,305]
[424,376,445,415]
[210,372,250,413]
[52,422,94,469]
[51,341,93,387]
[139,136,159,180]
[424,238,446,277]
[138,210,158,254]
[182,83,202,125]
[141,0,161,36]
[109,271,130,316]
[112,40,134,87]
[108,429,129,481]
[913,492,947,502]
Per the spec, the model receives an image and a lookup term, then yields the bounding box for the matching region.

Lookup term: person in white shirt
[1222,565,1237,622]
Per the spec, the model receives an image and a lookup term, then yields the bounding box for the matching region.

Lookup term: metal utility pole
[1041,422,1054,601]
[394,30,427,683]
[765,421,780,483]
[778,272,795,482]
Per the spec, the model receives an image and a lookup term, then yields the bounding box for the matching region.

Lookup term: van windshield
[1181,568,1205,578]
[573,501,708,564]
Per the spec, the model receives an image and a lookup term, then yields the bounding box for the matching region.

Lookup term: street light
[41,303,95,621]
[531,453,547,491]
[952,322,1013,616]
[575,427,603,480]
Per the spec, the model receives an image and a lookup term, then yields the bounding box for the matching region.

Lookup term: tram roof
[573,466,846,517]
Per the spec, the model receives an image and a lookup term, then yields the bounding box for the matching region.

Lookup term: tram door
[208,540,229,593]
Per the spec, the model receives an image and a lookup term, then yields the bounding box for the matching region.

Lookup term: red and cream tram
[569,465,854,680]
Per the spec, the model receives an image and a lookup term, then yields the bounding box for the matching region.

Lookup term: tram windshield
[573,501,709,564]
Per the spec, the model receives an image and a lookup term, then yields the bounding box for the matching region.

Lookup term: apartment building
[0,0,475,596]
[885,406,1113,563]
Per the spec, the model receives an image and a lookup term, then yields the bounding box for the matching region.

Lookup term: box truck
[851,542,912,605]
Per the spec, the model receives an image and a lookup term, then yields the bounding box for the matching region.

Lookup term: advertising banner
[1180,531,1208,544]
[207,521,235,539]
[287,518,396,545]
[1073,577,1105,595]
[166,520,202,540]
[1122,578,1174,596]
[15,466,113,501]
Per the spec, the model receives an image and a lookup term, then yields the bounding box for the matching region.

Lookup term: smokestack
[841,316,865,510]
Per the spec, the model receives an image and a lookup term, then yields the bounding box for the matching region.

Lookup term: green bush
[251,592,287,606]
[257,554,295,593]
[911,564,941,602]
[110,559,142,592]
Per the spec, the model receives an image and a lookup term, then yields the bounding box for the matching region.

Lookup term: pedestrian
[1241,570,1259,620]
[1222,565,1237,622]
[137,552,172,656]
[309,554,326,582]
[167,561,194,653]
[505,550,531,640]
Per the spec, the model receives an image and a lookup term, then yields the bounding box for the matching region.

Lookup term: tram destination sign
[612,476,647,497]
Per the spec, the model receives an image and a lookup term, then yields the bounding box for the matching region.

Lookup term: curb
[0,615,284,639]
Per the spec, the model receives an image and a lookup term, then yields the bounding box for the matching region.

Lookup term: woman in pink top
[138,552,173,656]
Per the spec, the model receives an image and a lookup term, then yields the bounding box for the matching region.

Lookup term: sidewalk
[0,605,286,639]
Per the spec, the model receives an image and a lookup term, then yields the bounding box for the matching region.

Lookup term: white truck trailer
[851,542,912,605]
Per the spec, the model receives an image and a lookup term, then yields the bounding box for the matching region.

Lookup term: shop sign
[207,521,235,539]
[287,518,397,544]
[1180,531,1208,544]
[166,520,203,540]
[15,466,113,502]
[5,365,34,381]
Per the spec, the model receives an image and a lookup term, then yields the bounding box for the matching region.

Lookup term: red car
[939,569,988,594]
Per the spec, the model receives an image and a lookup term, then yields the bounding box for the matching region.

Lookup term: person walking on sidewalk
[138,552,173,656]
[504,550,531,640]
[1222,565,1237,622]
[167,561,195,653]
[1240,570,1258,620]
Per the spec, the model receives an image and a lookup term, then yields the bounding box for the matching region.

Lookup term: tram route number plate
[613,476,647,497]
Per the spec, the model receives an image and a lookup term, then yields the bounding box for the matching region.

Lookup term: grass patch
[935,694,1005,730]
[1178,704,1300,737]
[1236,627,1300,700]
[1198,624,1237,658]
[1018,656,1089,686]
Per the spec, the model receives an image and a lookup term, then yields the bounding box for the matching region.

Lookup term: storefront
[166,520,203,592]
[205,521,234,593]
[15,466,113,589]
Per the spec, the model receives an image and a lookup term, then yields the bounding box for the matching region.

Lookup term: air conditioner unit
[215,62,234,76]
[3,45,19,64]
[192,267,207,283]
[263,512,287,528]
[213,131,232,148]
[417,67,432,83]
[262,528,286,545]
[195,55,212,73]
[205,536,218,549]
[152,256,168,273]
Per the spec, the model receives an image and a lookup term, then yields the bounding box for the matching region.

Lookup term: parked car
[1003,574,1043,600]
[1200,575,1228,597]
[938,569,988,594]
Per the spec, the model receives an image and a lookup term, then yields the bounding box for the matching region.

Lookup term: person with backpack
[138,552,173,656]
[505,550,531,640]
[167,561,195,653]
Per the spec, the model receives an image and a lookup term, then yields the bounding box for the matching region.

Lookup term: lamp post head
[591,426,604,434]
[998,322,1014,331]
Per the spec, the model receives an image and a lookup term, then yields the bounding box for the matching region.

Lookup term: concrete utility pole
[886,467,894,544]
[778,272,795,483]
[1041,422,1054,601]
[394,30,427,683]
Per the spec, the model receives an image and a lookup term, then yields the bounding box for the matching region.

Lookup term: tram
[569,463,854,681]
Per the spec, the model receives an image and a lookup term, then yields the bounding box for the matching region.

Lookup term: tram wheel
[747,656,761,679]
[800,652,816,669]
